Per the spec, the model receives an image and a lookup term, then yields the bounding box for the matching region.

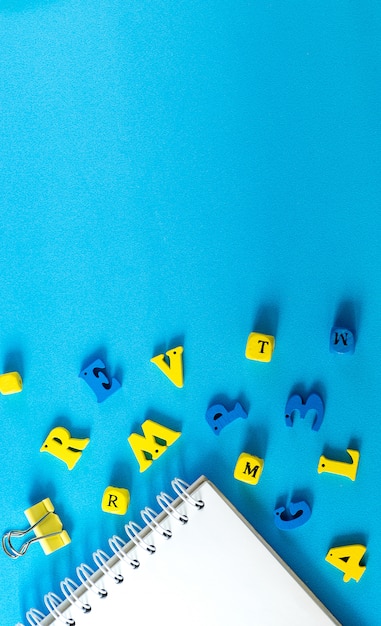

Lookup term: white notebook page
[35,476,340,626]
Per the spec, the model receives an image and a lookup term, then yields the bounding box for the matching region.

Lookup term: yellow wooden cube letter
[245,332,275,362]
[234,452,264,485]
[102,486,130,515]
[0,371,23,395]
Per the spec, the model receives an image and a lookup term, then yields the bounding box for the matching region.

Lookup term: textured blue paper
[1,2,381,625]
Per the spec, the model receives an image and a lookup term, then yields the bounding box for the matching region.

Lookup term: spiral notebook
[23,476,340,626]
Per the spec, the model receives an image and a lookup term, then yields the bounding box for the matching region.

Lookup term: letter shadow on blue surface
[29,480,57,506]
[131,409,182,436]
[334,299,361,336]
[275,487,314,514]
[3,349,24,377]
[242,425,268,459]
[288,381,326,401]
[321,437,362,461]
[110,461,132,487]
[49,415,92,440]
[252,304,280,336]
[152,335,185,358]
[208,392,250,415]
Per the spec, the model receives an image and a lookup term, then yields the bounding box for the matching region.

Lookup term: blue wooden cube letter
[330,327,355,354]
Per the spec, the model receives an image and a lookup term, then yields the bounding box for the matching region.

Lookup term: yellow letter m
[127,420,181,472]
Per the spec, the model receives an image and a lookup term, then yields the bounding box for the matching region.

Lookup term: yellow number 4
[325,544,367,582]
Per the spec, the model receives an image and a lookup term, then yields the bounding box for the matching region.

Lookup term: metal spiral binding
[22,478,205,624]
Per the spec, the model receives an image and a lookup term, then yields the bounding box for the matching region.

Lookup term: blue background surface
[1,2,381,625]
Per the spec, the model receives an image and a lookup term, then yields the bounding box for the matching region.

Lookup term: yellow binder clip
[2,498,70,558]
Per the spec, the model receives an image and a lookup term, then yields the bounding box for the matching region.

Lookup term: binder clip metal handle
[2,510,63,559]
[2,498,71,558]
